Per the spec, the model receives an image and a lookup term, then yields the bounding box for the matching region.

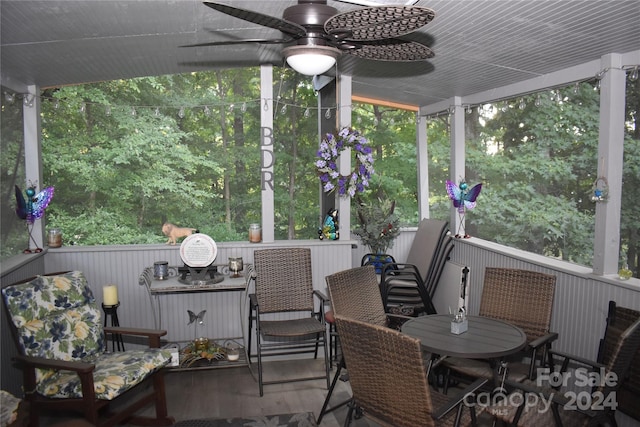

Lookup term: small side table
[102,302,125,351]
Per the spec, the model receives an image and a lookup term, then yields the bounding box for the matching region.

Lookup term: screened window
[349,104,420,227]
[1,88,27,260]
[464,83,600,266]
[621,76,640,277]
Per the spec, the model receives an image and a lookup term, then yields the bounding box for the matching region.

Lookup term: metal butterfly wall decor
[188,309,206,325]
[188,309,206,340]
[446,179,482,238]
[15,184,55,253]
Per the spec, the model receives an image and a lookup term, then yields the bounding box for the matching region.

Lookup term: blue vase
[365,253,392,274]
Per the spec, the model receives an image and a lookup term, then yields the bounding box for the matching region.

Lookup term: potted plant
[353,197,401,271]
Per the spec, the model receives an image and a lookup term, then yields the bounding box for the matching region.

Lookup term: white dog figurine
[162,222,197,245]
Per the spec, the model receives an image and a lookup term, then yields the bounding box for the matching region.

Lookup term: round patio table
[402,314,527,359]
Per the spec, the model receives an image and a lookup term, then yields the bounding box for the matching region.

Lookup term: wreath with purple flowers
[316,127,375,197]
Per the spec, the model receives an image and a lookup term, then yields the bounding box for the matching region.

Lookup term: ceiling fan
[185,0,436,76]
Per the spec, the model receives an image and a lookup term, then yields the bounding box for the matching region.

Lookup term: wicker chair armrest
[313,289,329,302]
[432,378,489,420]
[550,349,605,372]
[385,313,413,330]
[312,290,328,321]
[14,354,95,374]
[104,326,167,348]
[249,293,258,308]
[529,332,558,349]
[386,313,412,322]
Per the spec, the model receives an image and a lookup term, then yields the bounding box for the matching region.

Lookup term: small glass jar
[47,228,62,248]
[249,223,262,243]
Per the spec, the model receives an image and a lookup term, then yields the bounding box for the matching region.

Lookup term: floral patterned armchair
[2,271,174,426]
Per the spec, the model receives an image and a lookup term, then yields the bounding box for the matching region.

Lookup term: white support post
[593,54,626,275]
[449,97,465,236]
[24,85,45,250]
[416,113,429,219]
[260,65,275,243]
[337,73,352,240]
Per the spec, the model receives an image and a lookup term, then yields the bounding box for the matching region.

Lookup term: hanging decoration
[446,179,482,238]
[590,176,609,203]
[14,184,55,253]
[318,208,339,240]
[316,127,374,197]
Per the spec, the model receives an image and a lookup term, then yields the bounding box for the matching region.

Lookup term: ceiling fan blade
[325,6,435,41]
[334,0,419,6]
[344,38,434,61]
[181,38,292,48]
[203,2,307,38]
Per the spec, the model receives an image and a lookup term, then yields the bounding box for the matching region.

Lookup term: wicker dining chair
[334,315,487,427]
[318,265,412,424]
[248,248,330,396]
[443,267,557,389]
[597,300,640,421]
[488,313,640,427]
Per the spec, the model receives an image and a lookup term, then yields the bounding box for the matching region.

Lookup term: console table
[139,264,254,371]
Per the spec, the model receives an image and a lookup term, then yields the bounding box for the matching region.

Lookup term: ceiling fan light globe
[283,45,340,76]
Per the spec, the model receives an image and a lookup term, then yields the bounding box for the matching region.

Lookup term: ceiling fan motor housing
[284,2,338,29]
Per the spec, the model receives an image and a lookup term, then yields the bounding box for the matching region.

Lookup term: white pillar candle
[103,285,119,306]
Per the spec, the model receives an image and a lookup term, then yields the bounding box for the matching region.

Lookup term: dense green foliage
[1,71,637,278]
[10,69,420,248]
[468,85,599,265]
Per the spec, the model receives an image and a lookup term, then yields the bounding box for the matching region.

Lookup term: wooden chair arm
[103,326,167,348]
[14,354,95,374]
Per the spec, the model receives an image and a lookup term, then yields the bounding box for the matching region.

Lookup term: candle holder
[154,261,169,280]
[228,257,244,278]
[103,284,119,307]
[102,302,125,351]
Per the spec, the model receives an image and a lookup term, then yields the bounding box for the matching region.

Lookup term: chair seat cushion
[37,348,172,400]
[260,318,325,337]
[3,272,105,361]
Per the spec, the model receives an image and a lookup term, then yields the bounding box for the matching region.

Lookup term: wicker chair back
[325,265,388,327]
[334,315,435,427]
[479,267,556,342]
[598,301,640,420]
[253,248,314,313]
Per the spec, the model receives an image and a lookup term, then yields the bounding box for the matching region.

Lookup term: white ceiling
[2,0,640,108]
